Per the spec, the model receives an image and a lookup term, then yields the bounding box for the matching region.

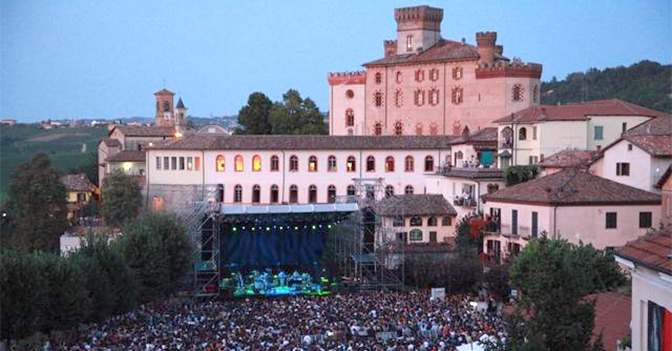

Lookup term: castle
[328,5,542,136]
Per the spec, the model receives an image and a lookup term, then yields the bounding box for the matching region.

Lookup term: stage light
[327,225,332,229]
[294,226,299,230]
[312,225,316,230]
[232,227,237,232]
[266,227,270,231]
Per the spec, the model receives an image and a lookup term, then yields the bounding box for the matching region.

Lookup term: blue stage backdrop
[220,225,328,268]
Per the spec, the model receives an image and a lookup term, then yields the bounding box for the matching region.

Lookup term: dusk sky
[1,0,670,122]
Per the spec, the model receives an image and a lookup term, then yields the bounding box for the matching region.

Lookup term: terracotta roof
[656,166,671,189]
[451,127,498,145]
[106,150,145,162]
[484,168,661,206]
[60,173,95,192]
[614,227,672,275]
[149,134,455,151]
[589,292,631,351]
[99,138,122,148]
[625,115,672,136]
[364,39,495,66]
[624,135,672,156]
[538,149,598,169]
[492,99,668,124]
[110,125,176,137]
[154,89,174,96]
[438,167,504,180]
[376,194,457,217]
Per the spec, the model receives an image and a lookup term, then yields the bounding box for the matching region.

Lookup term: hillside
[0,125,108,203]
[541,60,671,112]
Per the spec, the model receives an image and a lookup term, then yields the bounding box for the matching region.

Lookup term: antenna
[162,78,166,89]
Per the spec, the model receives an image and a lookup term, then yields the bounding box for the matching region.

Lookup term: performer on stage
[278,270,287,286]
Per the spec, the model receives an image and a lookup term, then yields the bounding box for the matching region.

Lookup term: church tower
[174,97,188,132]
[154,89,175,126]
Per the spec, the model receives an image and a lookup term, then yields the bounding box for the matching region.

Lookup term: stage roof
[218,203,359,215]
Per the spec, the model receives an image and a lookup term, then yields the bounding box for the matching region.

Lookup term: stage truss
[171,179,406,297]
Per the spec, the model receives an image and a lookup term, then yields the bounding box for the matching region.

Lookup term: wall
[629,265,672,351]
[586,115,651,151]
[147,148,449,205]
[381,214,456,243]
[662,175,672,227]
[427,175,505,220]
[600,139,658,192]
[485,200,661,250]
[330,82,366,136]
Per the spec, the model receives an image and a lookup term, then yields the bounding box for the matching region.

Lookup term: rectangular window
[531,211,538,237]
[393,216,404,227]
[594,126,604,140]
[647,301,669,351]
[164,157,169,171]
[616,162,630,176]
[639,212,652,228]
[532,126,537,140]
[529,156,538,165]
[171,157,177,170]
[512,209,518,235]
[622,122,627,133]
[606,212,617,229]
[156,157,162,170]
[186,157,193,171]
[429,231,437,243]
[179,157,185,170]
[409,230,422,242]
[195,157,201,171]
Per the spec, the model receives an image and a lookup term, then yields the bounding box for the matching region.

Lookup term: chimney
[476,32,497,66]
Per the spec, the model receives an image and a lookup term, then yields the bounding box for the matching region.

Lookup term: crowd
[24,291,506,351]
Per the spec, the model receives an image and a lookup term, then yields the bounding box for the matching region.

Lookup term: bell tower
[154,89,175,126]
[174,97,188,131]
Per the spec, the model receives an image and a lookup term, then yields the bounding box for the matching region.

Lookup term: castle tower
[154,89,175,126]
[174,97,188,132]
[476,32,497,66]
[394,6,443,55]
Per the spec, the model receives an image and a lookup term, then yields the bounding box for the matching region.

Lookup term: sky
[1,0,670,122]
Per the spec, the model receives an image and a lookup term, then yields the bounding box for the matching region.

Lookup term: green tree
[116,213,193,303]
[269,89,328,135]
[7,153,67,252]
[235,92,273,134]
[506,237,625,351]
[68,151,99,185]
[504,165,539,186]
[101,169,142,226]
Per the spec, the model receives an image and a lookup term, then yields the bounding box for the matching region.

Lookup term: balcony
[498,140,513,149]
[453,197,477,207]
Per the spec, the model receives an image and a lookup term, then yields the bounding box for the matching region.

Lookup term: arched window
[235,155,244,172]
[216,184,224,203]
[345,109,354,127]
[252,155,261,172]
[414,89,425,106]
[270,155,279,171]
[347,156,356,172]
[394,89,403,108]
[347,185,356,196]
[374,91,383,107]
[394,121,403,135]
[405,156,414,172]
[252,185,261,203]
[414,69,424,82]
[501,127,513,147]
[163,101,170,112]
[405,185,414,194]
[409,229,423,242]
[396,71,403,83]
[308,185,317,203]
[328,156,337,172]
[427,216,437,226]
[366,156,375,172]
[289,185,298,203]
[410,216,423,226]
[415,122,424,136]
[308,156,318,172]
[289,155,298,171]
[428,88,440,106]
[512,84,523,102]
[385,185,394,197]
[270,185,279,203]
[519,127,527,141]
[385,156,395,172]
[429,68,439,81]
[234,185,242,203]
[424,156,434,172]
[374,72,382,84]
[452,66,463,80]
[374,123,383,135]
[216,155,225,172]
[452,86,463,105]
[327,185,336,203]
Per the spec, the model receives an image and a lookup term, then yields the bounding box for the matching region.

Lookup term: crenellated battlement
[384,40,397,58]
[476,31,497,46]
[328,71,367,85]
[475,60,543,79]
[394,6,443,31]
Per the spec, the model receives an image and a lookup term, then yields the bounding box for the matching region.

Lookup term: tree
[504,165,539,186]
[68,151,99,185]
[116,213,193,303]
[235,92,273,134]
[484,263,510,301]
[269,89,328,135]
[7,153,67,252]
[506,237,625,351]
[101,169,142,226]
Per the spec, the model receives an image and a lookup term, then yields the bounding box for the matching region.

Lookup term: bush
[116,213,193,303]
[404,252,482,294]
[101,169,142,226]
[504,165,539,186]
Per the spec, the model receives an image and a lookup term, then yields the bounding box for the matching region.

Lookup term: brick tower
[394,5,443,55]
[154,89,175,126]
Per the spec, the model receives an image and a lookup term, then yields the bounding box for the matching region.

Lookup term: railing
[453,197,477,207]
[498,141,513,149]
